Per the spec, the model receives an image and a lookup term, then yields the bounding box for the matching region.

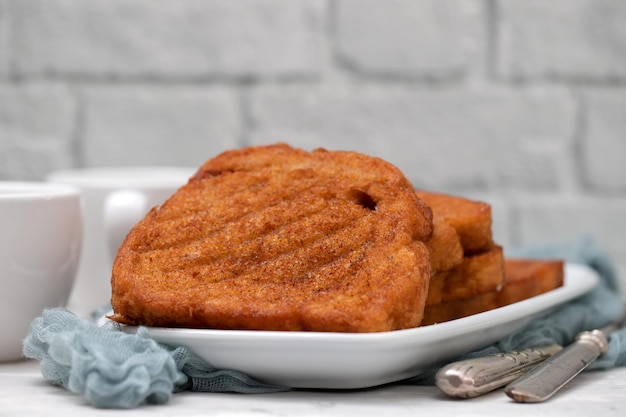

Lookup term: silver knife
[435,344,562,398]
[504,319,622,403]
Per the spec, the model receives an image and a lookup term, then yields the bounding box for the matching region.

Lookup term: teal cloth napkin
[23,236,625,408]
[23,310,290,409]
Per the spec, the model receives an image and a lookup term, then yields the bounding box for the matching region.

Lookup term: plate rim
[99,262,600,388]
[104,262,599,343]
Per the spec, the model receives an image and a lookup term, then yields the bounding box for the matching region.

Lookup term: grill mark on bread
[139,200,363,272]
[140,172,347,251]
[138,190,330,252]
[135,206,375,288]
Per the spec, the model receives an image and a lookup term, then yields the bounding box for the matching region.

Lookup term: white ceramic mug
[0,182,82,362]
[47,167,194,318]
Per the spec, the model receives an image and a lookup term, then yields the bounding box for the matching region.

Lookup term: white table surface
[1,359,625,417]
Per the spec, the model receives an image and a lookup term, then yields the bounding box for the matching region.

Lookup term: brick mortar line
[6,70,626,89]
[6,77,625,94]
[71,86,87,169]
[238,86,254,148]
[11,79,625,101]
[572,90,590,194]
[485,0,499,82]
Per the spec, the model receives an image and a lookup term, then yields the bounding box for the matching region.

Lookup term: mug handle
[104,190,148,260]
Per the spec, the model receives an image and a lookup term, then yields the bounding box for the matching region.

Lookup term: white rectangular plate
[105,263,599,389]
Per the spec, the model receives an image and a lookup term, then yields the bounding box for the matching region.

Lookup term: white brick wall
[2,0,626,291]
[334,0,484,78]
[582,90,626,191]
[498,0,626,81]
[7,0,324,79]
[82,86,241,166]
[517,197,626,271]
[0,84,76,178]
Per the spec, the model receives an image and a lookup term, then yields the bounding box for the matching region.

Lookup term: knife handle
[435,344,562,398]
[505,330,610,403]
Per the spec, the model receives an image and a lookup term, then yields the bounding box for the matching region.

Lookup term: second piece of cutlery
[504,317,623,403]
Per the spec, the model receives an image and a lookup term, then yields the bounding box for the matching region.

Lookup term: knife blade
[504,318,622,403]
[435,344,562,398]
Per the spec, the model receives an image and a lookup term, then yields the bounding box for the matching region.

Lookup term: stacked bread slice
[416,191,564,326]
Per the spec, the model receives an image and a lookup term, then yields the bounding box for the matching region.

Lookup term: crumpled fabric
[23,309,290,409]
[406,235,626,385]
[23,310,186,408]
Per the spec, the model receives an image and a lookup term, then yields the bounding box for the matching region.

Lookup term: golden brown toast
[497,259,565,306]
[426,245,504,306]
[421,258,564,325]
[422,289,497,325]
[416,190,493,254]
[110,143,434,333]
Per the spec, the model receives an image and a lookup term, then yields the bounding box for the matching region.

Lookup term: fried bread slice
[421,258,564,325]
[426,245,504,305]
[416,190,493,254]
[110,143,434,333]
[497,259,564,306]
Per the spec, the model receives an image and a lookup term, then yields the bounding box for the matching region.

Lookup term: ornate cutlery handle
[436,344,562,398]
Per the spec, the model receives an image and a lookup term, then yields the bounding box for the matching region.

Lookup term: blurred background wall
[1,0,626,291]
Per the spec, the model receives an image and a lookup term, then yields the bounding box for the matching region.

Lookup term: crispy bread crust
[415,190,493,254]
[497,259,564,306]
[426,246,505,305]
[440,245,505,302]
[110,144,433,332]
[424,216,464,275]
[421,259,564,325]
